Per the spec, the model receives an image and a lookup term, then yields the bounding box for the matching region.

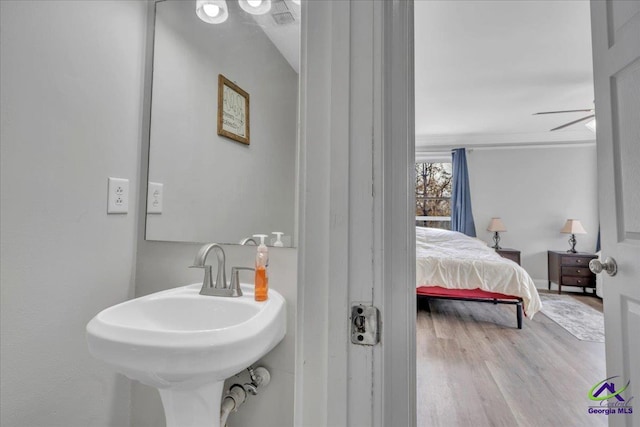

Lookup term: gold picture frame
[217,74,250,145]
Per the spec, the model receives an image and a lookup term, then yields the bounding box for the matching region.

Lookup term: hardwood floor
[416,294,606,427]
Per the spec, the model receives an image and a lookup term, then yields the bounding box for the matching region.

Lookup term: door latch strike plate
[351,304,380,345]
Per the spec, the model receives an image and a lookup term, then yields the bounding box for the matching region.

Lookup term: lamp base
[491,231,502,250]
[566,234,577,253]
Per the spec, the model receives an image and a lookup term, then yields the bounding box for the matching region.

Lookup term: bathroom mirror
[145,0,299,246]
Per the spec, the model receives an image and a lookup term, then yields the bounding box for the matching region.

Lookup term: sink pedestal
[158,381,224,427]
[86,283,286,427]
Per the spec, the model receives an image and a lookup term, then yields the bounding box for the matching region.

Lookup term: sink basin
[86,283,286,427]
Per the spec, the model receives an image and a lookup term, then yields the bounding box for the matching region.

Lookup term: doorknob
[589,257,617,276]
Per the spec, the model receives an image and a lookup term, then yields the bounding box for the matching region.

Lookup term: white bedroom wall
[467,143,599,288]
[0,1,147,426]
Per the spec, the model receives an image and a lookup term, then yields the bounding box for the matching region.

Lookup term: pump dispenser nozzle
[253,234,268,246]
[272,232,284,247]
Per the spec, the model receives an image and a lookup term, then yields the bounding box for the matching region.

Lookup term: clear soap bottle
[253,234,269,301]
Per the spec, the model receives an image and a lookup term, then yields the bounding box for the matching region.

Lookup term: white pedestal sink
[86,283,286,427]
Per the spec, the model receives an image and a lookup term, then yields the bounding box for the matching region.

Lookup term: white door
[590,1,640,426]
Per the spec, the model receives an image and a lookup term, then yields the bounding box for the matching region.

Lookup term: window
[415,162,452,229]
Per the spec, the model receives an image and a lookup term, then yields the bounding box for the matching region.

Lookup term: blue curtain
[451,148,476,237]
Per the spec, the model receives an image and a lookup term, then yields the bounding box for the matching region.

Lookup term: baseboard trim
[534,279,548,290]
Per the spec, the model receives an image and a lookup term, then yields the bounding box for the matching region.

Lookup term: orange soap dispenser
[253,234,269,301]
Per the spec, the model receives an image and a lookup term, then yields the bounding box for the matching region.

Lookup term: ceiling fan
[533,108,595,131]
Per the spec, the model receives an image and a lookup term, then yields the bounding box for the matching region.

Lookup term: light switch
[147,182,163,214]
[107,177,129,214]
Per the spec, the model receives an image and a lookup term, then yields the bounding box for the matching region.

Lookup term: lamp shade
[561,219,587,234]
[487,217,506,232]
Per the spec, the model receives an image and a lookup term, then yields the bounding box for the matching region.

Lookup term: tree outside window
[415,162,452,229]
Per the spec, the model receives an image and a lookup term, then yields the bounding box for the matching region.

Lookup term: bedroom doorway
[411,1,640,426]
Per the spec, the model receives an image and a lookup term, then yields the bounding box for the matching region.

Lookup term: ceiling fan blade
[533,109,594,115]
[550,114,595,131]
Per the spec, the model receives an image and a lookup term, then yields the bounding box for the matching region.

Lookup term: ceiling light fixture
[238,0,271,15]
[197,0,274,24]
[203,3,221,16]
[196,0,229,24]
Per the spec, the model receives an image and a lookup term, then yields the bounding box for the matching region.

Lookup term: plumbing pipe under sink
[220,366,271,427]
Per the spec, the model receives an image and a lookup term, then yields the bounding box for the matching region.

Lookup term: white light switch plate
[107,177,129,214]
[147,182,163,214]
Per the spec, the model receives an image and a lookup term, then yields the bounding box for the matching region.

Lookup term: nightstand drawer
[548,251,598,294]
[562,266,592,277]
[561,256,591,267]
[562,276,595,287]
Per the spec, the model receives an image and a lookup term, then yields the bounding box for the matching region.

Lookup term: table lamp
[487,217,507,250]
[560,219,587,253]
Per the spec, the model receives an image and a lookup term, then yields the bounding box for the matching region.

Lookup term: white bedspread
[416,227,542,317]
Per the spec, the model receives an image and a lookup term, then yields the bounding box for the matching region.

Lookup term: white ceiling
[250,0,300,73]
[414,0,595,148]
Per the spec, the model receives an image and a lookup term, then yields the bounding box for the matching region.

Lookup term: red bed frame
[417,286,524,329]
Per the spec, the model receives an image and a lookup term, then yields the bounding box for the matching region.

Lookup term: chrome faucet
[190,244,254,297]
[190,243,233,297]
[239,237,257,245]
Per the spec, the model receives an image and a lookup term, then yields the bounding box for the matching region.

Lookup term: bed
[416,227,542,328]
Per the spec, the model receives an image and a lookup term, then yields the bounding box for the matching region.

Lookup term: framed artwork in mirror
[217,74,250,145]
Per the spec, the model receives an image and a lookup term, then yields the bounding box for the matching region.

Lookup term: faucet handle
[230,267,255,297]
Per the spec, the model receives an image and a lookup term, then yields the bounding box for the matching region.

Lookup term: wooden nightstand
[547,250,597,294]
[496,248,521,265]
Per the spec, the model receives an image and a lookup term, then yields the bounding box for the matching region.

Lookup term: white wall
[467,143,599,287]
[131,242,297,427]
[0,1,147,426]
[131,6,297,425]
[1,2,296,427]
[146,0,298,244]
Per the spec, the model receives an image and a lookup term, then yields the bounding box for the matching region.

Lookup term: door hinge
[351,304,380,345]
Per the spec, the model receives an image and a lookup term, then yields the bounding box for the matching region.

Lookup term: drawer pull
[577,269,581,273]
[576,259,583,263]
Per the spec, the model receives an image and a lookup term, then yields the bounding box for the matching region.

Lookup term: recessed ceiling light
[196,0,229,24]
[203,4,221,17]
[238,0,271,15]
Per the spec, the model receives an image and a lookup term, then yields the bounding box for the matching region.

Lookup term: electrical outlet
[107,177,129,214]
[147,182,163,214]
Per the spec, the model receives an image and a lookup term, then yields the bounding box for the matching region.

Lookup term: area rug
[539,293,605,343]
